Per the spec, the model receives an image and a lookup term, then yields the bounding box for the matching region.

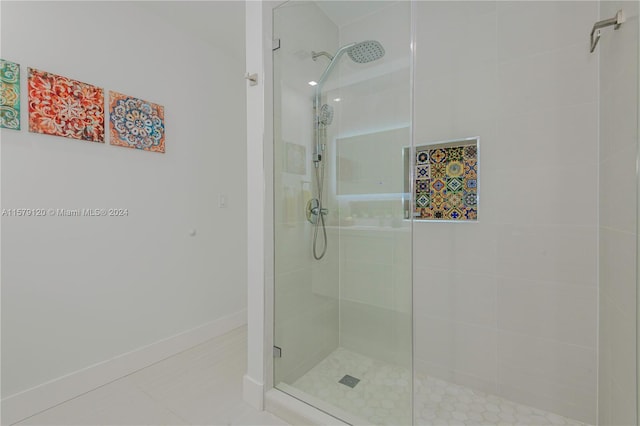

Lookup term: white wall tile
[413,223,499,275]
[497,330,597,391]
[497,369,596,424]
[497,44,597,117]
[340,300,411,368]
[491,165,597,227]
[493,103,598,170]
[414,316,498,386]
[340,261,394,309]
[597,1,639,423]
[600,228,638,318]
[496,2,597,62]
[414,267,497,328]
[416,9,497,81]
[599,146,638,233]
[496,225,597,286]
[412,3,599,421]
[496,277,597,348]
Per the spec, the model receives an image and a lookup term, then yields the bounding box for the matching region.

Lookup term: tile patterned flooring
[15,326,287,426]
[292,348,589,426]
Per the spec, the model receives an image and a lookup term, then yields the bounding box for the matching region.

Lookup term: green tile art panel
[415,142,477,221]
[0,59,20,130]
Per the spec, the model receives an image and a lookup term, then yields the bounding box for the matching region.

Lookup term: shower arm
[312,42,357,164]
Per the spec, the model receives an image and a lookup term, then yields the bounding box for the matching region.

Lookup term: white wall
[1,0,246,405]
[598,1,639,425]
[412,2,599,423]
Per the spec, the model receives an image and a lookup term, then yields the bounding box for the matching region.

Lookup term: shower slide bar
[590,10,625,53]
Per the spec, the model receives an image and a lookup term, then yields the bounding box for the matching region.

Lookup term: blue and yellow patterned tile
[464,208,478,220]
[431,163,446,179]
[446,177,464,193]
[466,179,477,190]
[447,147,463,161]
[464,158,478,178]
[463,145,477,159]
[448,209,463,220]
[446,161,464,177]
[448,192,464,208]
[429,148,447,163]
[417,150,429,165]
[419,208,433,219]
[416,192,431,208]
[432,209,446,220]
[416,179,430,192]
[463,192,477,207]
[416,164,430,180]
[432,192,445,208]
[431,179,446,193]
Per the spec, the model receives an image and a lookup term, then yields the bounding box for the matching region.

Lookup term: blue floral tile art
[109,91,165,153]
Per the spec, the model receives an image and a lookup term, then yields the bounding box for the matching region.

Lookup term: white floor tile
[16,326,287,426]
[287,347,590,426]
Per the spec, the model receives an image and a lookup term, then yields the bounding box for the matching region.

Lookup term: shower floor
[291,348,589,426]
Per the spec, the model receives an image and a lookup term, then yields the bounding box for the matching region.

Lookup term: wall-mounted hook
[245,72,258,86]
[590,10,625,53]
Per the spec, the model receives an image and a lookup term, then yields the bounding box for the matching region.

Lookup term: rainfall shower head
[313,40,386,90]
[319,104,333,126]
[347,40,385,63]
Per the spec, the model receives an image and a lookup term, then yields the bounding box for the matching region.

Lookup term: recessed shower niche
[406,137,479,221]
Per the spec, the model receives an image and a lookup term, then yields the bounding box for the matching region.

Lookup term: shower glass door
[272,1,413,424]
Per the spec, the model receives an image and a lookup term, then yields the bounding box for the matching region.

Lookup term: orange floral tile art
[28,68,104,142]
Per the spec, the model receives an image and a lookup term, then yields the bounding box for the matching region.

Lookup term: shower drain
[338,374,360,388]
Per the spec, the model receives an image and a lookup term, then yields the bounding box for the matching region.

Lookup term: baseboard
[2,309,247,425]
[243,374,264,410]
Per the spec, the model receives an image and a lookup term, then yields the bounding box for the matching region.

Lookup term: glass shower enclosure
[268,1,640,426]
[271,1,413,424]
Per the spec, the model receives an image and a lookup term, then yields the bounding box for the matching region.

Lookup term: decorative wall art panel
[109,91,165,153]
[413,138,478,221]
[28,68,104,142]
[0,59,21,130]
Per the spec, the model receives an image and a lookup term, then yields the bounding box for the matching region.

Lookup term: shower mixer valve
[306,198,328,224]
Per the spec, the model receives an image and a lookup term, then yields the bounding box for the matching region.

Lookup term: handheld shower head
[347,40,385,63]
[319,104,333,126]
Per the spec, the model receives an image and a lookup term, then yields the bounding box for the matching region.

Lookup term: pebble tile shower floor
[291,347,590,426]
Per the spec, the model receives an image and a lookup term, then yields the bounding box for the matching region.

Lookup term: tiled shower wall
[598,1,639,424]
[412,2,599,423]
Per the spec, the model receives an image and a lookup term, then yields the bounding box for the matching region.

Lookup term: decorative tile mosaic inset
[109,91,165,153]
[415,139,478,221]
[28,68,104,142]
[0,59,20,130]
